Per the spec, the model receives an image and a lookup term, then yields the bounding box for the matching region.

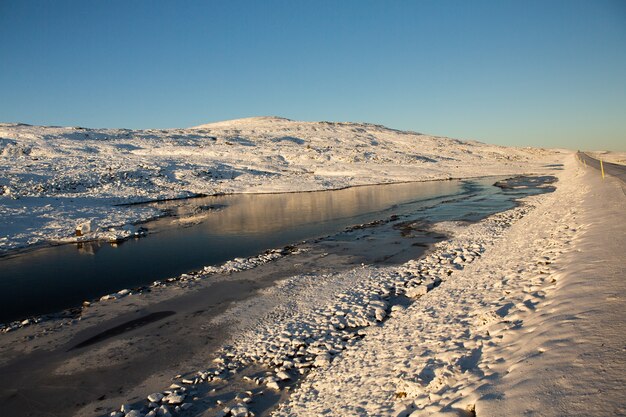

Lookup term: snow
[475,161,626,416]
[81,152,622,417]
[267,155,626,416]
[1,117,621,416]
[0,117,555,253]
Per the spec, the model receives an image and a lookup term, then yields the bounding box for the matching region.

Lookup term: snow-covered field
[0,117,554,253]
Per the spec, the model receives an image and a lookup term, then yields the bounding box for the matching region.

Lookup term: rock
[110,412,124,417]
[266,380,280,390]
[156,405,172,417]
[391,305,406,313]
[276,370,291,380]
[163,393,185,404]
[374,307,386,321]
[125,411,143,417]
[76,220,94,236]
[314,353,331,367]
[405,286,428,298]
[121,404,133,413]
[100,294,117,301]
[180,403,192,410]
[230,404,249,417]
[147,393,164,403]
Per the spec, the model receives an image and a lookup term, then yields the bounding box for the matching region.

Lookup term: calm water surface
[0,177,554,322]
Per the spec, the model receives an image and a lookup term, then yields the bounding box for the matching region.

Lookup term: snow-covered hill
[0,117,555,252]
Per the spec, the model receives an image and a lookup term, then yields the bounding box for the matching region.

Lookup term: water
[0,176,555,323]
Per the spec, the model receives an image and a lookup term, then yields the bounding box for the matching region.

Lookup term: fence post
[600,159,605,179]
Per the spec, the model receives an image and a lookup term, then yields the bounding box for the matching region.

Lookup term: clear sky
[1,0,625,150]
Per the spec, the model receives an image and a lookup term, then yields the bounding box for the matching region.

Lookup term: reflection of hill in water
[76,241,102,255]
[163,181,461,235]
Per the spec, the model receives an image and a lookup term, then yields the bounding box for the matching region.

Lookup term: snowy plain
[0,117,623,417]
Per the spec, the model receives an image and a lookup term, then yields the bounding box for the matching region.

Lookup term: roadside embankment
[274,154,625,416]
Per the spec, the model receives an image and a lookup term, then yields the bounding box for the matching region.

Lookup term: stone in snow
[405,286,428,298]
[314,353,331,367]
[266,380,281,390]
[100,294,117,301]
[163,392,185,404]
[147,393,163,403]
[374,307,386,321]
[230,404,249,417]
[75,220,94,236]
[156,405,172,417]
[276,370,291,380]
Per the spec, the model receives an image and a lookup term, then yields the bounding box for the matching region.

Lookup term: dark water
[0,177,555,323]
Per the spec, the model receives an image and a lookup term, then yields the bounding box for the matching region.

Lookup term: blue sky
[1,1,624,150]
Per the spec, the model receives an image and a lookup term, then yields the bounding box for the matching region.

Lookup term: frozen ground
[0,117,555,253]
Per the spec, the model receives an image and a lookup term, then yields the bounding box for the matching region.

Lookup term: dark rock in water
[494,175,557,190]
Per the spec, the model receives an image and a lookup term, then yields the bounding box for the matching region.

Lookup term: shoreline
[0,172,544,259]
[0,173,554,331]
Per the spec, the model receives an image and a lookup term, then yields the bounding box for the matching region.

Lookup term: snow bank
[268,155,625,416]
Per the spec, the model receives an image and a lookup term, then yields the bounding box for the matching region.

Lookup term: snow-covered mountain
[0,117,555,252]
